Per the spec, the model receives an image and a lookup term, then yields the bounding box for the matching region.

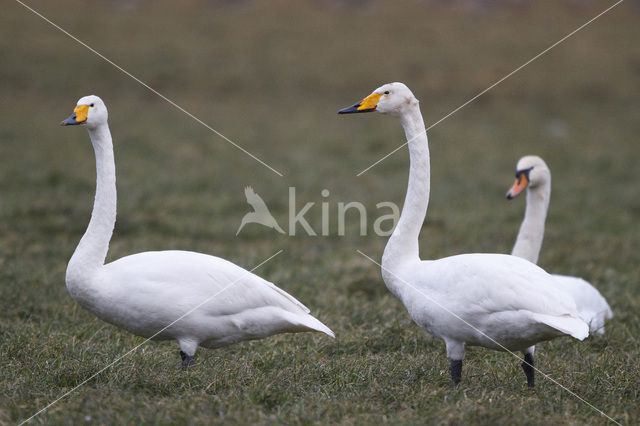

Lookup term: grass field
[1,0,639,423]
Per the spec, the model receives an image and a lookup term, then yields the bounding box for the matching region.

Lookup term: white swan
[60,95,334,368]
[506,155,612,335]
[339,83,588,387]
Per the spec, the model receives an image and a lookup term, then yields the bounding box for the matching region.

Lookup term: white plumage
[61,95,333,368]
[506,155,612,335]
[339,83,588,387]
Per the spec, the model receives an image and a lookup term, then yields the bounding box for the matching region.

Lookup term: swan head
[60,95,108,129]
[338,82,418,117]
[506,155,551,199]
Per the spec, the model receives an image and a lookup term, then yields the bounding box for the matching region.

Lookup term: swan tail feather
[590,306,613,335]
[284,312,335,338]
[605,305,614,320]
[532,313,589,340]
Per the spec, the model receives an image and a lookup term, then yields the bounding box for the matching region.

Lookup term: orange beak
[506,172,530,199]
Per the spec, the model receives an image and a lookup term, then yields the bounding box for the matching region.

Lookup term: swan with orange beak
[506,166,533,200]
[505,155,612,335]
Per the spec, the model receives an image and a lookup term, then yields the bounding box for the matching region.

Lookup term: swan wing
[426,254,580,314]
[402,254,588,340]
[528,313,588,340]
[100,251,311,317]
[257,279,310,313]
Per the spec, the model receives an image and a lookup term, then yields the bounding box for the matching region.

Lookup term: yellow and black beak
[506,168,532,199]
[338,92,382,114]
[60,104,89,126]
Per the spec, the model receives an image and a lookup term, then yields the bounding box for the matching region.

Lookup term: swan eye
[384,91,390,95]
[90,103,94,107]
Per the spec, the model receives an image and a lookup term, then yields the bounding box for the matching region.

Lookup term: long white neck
[66,124,117,283]
[511,180,550,264]
[382,102,429,276]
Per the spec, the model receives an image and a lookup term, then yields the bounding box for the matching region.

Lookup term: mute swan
[339,83,588,387]
[506,155,612,335]
[60,95,334,368]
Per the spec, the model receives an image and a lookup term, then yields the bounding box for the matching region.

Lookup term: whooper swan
[61,95,334,368]
[339,83,588,387]
[506,155,612,335]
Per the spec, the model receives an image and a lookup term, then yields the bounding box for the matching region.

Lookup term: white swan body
[71,251,332,350]
[506,155,612,335]
[388,254,588,353]
[550,275,612,335]
[61,96,333,367]
[339,83,588,386]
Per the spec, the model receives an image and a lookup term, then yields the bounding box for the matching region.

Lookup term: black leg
[450,359,463,385]
[521,353,534,388]
[180,350,195,369]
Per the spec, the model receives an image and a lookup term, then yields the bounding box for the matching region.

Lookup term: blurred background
[1,0,639,423]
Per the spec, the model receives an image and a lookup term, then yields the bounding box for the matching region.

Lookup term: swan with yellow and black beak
[339,82,588,387]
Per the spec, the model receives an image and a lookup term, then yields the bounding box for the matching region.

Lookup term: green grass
[1,0,639,423]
